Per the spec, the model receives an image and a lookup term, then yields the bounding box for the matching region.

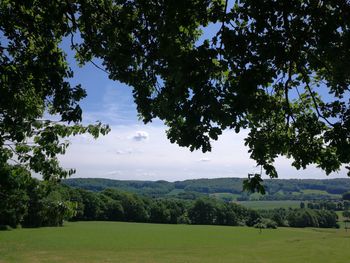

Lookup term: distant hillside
[63,177,350,201]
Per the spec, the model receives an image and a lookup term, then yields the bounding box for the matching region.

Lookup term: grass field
[209,192,241,200]
[1,222,350,263]
[238,200,302,210]
[336,211,349,229]
[300,189,341,198]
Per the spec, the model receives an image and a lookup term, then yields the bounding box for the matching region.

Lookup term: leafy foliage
[1,170,340,229]
[307,200,350,211]
[259,207,338,228]
[342,191,350,201]
[243,173,266,194]
[70,0,350,189]
[1,1,350,189]
[343,210,350,219]
[0,1,109,179]
[287,208,338,228]
[254,218,278,229]
[0,165,76,228]
[0,165,30,227]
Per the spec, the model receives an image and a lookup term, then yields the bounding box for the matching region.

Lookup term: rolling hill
[63,177,350,201]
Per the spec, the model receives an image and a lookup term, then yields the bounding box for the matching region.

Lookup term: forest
[64,177,350,201]
[1,164,342,230]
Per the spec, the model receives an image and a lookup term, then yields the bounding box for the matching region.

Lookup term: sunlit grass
[1,221,349,263]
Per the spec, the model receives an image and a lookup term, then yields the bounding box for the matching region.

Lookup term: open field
[1,222,350,263]
[336,211,349,229]
[209,192,241,200]
[238,200,302,210]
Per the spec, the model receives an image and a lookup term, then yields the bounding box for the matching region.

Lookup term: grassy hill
[0,221,349,263]
[63,177,350,201]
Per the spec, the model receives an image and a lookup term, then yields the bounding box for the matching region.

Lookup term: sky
[57,26,348,182]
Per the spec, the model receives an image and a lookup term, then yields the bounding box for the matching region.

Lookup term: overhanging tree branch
[299,66,335,127]
[70,32,110,75]
[218,0,229,58]
[284,62,296,128]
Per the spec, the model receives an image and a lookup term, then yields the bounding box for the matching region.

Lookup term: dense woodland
[64,177,350,201]
[1,165,345,230]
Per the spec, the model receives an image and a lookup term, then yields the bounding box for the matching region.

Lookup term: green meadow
[1,221,349,263]
[238,200,302,210]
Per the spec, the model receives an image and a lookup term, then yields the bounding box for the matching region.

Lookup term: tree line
[0,165,260,228]
[303,200,350,211]
[64,177,350,201]
[0,165,339,230]
[258,208,338,228]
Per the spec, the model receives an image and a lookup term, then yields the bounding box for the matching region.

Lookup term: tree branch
[299,66,334,127]
[9,158,22,165]
[70,32,110,75]
[4,143,18,156]
[218,0,229,58]
[284,62,296,127]
[65,0,77,30]
[306,51,332,76]
[0,45,9,50]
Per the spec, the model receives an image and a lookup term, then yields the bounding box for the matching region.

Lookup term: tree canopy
[1,0,350,191]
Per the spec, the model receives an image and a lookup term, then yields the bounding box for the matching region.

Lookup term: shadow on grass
[0,225,12,231]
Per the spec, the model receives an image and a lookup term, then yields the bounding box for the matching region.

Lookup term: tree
[23,179,76,227]
[101,189,149,222]
[0,164,77,228]
[1,1,350,190]
[0,165,30,228]
[287,209,319,228]
[77,189,104,220]
[98,194,124,221]
[215,203,239,226]
[164,200,188,224]
[0,1,109,180]
[315,210,338,228]
[189,198,218,225]
[149,200,171,223]
[343,210,350,231]
[343,192,350,201]
[254,218,278,232]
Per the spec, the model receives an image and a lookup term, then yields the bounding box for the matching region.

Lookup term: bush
[342,192,350,201]
[287,209,338,228]
[254,218,278,229]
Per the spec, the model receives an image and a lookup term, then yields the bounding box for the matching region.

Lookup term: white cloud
[105,170,122,176]
[131,131,149,141]
[115,149,132,155]
[59,124,349,181]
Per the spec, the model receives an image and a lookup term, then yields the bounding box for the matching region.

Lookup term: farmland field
[238,200,302,210]
[0,221,349,263]
[209,192,241,200]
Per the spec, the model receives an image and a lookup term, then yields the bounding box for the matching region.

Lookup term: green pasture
[300,189,341,198]
[336,211,349,229]
[301,189,329,195]
[1,221,349,263]
[209,192,241,200]
[238,200,301,210]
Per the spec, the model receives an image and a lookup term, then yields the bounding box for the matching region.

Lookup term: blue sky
[57,29,348,182]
